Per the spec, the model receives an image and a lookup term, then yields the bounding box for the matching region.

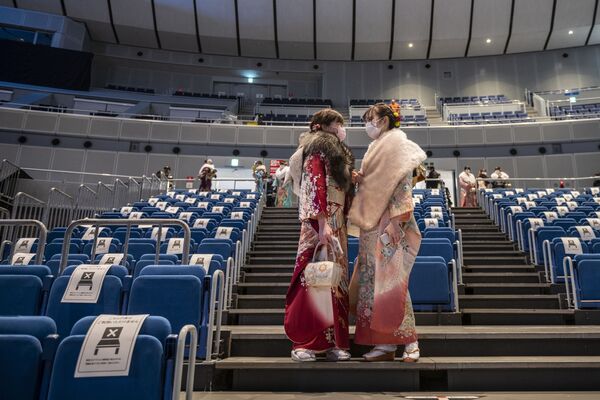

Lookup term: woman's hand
[317,213,333,245]
[384,222,402,246]
[352,170,364,184]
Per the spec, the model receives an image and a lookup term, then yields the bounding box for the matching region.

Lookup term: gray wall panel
[430,128,457,146]
[484,126,513,144]
[237,126,265,145]
[0,143,20,163]
[513,125,541,143]
[83,150,117,184]
[49,148,85,182]
[116,152,148,177]
[456,127,485,145]
[545,154,575,178]
[180,124,209,144]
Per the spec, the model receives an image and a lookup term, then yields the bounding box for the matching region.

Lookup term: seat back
[47,335,163,400]
[45,275,123,338]
[128,276,202,334]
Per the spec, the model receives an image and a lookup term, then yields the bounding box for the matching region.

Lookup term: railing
[113,179,129,209]
[127,177,142,204]
[59,218,192,273]
[0,159,21,206]
[96,182,114,214]
[75,184,98,220]
[44,188,74,230]
[10,193,45,239]
[0,219,47,264]
[140,175,153,200]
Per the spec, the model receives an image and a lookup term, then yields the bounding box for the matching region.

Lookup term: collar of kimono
[349,128,427,231]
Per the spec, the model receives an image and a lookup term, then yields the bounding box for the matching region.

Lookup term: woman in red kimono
[284,109,355,362]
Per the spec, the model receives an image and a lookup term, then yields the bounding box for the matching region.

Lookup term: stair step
[225,325,600,358]
[464,283,550,295]
[214,356,600,391]
[464,265,537,273]
[461,308,575,325]
[228,308,460,326]
[461,272,541,284]
[463,256,528,265]
[459,294,560,309]
[243,264,294,273]
[248,256,297,264]
[462,250,523,256]
[237,282,289,295]
[236,294,286,309]
[243,272,292,283]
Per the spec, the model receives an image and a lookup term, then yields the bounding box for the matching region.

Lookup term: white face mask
[365,120,382,139]
[336,126,346,141]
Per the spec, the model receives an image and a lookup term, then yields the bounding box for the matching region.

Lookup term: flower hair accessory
[392,111,401,127]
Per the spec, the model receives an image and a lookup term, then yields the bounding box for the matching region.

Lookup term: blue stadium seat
[0,316,58,400]
[45,275,123,338]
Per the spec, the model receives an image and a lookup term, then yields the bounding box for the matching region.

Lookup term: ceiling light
[486,38,492,44]
[568,30,574,35]
[231,158,239,167]
[408,43,414,48]
[247,77,254,83]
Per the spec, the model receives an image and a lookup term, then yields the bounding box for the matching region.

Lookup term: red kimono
[284,152,350,352]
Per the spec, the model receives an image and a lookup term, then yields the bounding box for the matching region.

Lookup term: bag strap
[311,237,342,262]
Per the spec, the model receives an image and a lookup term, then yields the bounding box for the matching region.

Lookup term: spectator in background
[156,165,171,180]
[274,161,293,208]
[198,159,217,191]
[390,99,400,114]
[458,166,477,207]
[252,160,268,193]
[426,165,441,189]
[593,172,600,187]
[491,166,510,188]
[477,169,490,189]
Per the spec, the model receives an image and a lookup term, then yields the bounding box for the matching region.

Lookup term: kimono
[351,175,420,345]
[275,166,293,208]
[348,128,426,346]
[284,132,354,352]
[459,171,477,207]
[253,165,267,194]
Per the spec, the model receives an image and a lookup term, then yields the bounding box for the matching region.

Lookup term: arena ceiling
[3,0,600,60]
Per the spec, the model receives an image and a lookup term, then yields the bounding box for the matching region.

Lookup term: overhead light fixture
[568,30,574,35]
[247,77,254,83]
[486,38,492,44]
[408,43,414,48]
[231,158,239,167]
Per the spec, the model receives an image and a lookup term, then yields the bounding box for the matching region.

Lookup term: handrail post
[0,219,47,264]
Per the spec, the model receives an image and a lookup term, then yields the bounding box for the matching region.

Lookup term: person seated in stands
[349,102,426,362]
[491,166,510,188]
[458,166,477,207]
[198,159,217,191]
[426,165,441,189]
[477,169,490,189]
[285,108,354,362]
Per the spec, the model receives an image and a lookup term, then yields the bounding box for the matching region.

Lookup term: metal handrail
[44,188,75,230]
[19,167,144,180]
[172,325,197,400]
[113,179,129,209]
[9,193,45,240]
[59,218,192,273]
[205,269,224,362]
[0,219,47,264]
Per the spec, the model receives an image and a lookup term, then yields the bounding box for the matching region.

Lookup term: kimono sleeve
[388,175,414,218]
[301,153,329,219]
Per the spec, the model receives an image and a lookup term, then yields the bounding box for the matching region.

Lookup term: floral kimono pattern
[275,175,293,208]
[284,152,350,352]
[350,174,420,345]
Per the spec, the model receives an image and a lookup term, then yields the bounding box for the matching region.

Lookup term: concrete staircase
[202,206,600,391]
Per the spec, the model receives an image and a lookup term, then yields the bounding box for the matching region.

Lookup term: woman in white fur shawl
[348,103,427,363]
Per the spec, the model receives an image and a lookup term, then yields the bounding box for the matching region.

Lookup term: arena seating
[481,186,600,310]
[0,184,265,397]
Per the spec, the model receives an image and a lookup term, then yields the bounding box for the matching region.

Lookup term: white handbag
[303,240,343,288]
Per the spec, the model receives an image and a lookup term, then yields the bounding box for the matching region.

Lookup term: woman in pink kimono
[349,103,427,362]
[284,109,355,362]
[458,166,477,207]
